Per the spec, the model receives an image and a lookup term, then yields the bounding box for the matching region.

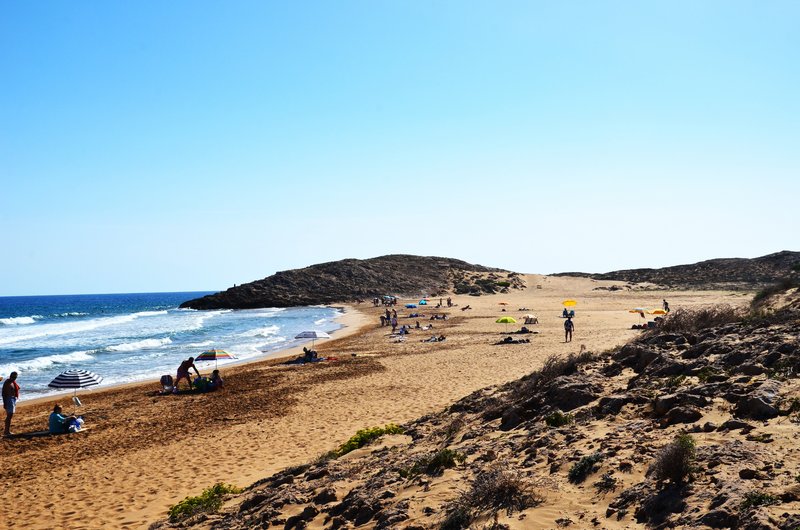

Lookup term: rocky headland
[555,250,800,290]
[180,255,524,310]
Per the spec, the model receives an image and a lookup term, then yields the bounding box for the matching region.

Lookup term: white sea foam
[314,318,327,325]
[56,312,89,317]
[239,325,280,338]
[0,350,95,374]
[107,337,173,352]
[0,310,168,346]
[0,316,41,326]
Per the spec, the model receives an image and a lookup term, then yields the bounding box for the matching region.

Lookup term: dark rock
[737,363,766,376]
[284,506,318,530]
[718,419,756,432]
[739,468,760,480]
[545,377,600,411]
[660,406,703,427]
[312,488,337,505]
[699,509,739,528]
[734,381,781,420]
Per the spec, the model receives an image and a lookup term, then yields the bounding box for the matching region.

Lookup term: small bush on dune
[648,434,696,486]
[544,411,574,427]
[751,278,800,306]
[568,453,603,484]
[740,490,779,510]
[168,483,242,522]
[439,467,542,528]
[402,448,467,477]
[647,306,742,335]
[333,423,404,457]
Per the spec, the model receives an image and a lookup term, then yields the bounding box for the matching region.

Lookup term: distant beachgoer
[175,357,200,392]
[379,315,386,327]
[562,308,569,318]
[391,317,398,333]
[210,370,224,390]
[564,318,574,343]
[49,403,79,434]
[663,299,670,313]
[391,309,397,319]
[3,371,19,436]
[447,297,452,307]
[415,320,421,329]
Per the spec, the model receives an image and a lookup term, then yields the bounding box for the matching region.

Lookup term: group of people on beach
[174,357,224,393]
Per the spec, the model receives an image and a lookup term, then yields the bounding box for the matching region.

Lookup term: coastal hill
[180,255,524,310]
[554,250,800,289]
[156,288,800,529]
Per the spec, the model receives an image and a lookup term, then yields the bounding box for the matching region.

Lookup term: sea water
[0,292,343,399]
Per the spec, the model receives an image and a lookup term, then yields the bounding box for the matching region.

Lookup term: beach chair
[160,374,174,393]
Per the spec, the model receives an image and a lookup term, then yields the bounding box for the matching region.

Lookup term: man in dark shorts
[564,317,574,343]
[174,357,200,392]
[663,299,670,313]
[3,371,20,436]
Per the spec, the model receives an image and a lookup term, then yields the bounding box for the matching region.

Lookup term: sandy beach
[0,275,750,529]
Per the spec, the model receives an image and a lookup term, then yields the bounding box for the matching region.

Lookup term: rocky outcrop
[555,250,800,289]
[180,255,520,309]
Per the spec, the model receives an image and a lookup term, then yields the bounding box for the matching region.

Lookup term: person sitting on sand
[303,347,318,362]
[174,357,201,392]
[415,320,421,329]
[562,308,569,318]
[209,369,224,390]
[49,404,80,434]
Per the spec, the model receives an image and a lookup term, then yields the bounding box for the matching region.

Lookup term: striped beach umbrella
[48,369,103,390]
[48,369,103,410]
[195,349,236,369]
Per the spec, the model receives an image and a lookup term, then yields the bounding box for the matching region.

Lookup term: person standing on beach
[663,299,670,313]
[564,318,574,343]
[3,371,19,436]
[174,357,200,392]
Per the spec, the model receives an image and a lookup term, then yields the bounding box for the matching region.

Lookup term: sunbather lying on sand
[461,305,472,311]
[421,335,446,343]
[494,336,530,345]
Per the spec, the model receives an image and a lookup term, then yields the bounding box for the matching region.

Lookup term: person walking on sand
[663,299,670,313]
[564,317,574,343]
[3,371,19,436]
[174,357,200,392]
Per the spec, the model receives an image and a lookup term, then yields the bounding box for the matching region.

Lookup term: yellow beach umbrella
[496,316,517,332]
[649,309,667,315]
[562,300,577,307]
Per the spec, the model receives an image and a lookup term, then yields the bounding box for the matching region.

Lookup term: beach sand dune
[0,275,749,529]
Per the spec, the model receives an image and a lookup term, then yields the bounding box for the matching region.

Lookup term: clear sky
[2,1,798,296]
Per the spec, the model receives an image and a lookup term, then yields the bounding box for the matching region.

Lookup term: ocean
[0,292,343,399]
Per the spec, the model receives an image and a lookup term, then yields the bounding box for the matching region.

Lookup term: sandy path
[0,275,749,529]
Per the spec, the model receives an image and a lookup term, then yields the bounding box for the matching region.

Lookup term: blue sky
[1,1,798,295]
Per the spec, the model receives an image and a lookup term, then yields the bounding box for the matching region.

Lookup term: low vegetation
[401,448,466,477]
[327,424,404,459]
[751,278,800,306]
[740,490,779,510]
[648,434,696,486]
[544,410,574,427]
[440,467,542,528]
[168,483,242,522]
[568,453,603,484]
[648,306,742,334]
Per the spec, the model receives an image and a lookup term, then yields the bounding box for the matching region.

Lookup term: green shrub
[545,411,574,427]
[332,424,404,458]
[496,281,511,288]
[402,448,466,477]
[648,434,696,485]
[168,483,242,522]
[741,490,779,509]
[568,453,603,483]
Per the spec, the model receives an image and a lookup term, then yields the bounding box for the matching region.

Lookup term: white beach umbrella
[294,330,331,349]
